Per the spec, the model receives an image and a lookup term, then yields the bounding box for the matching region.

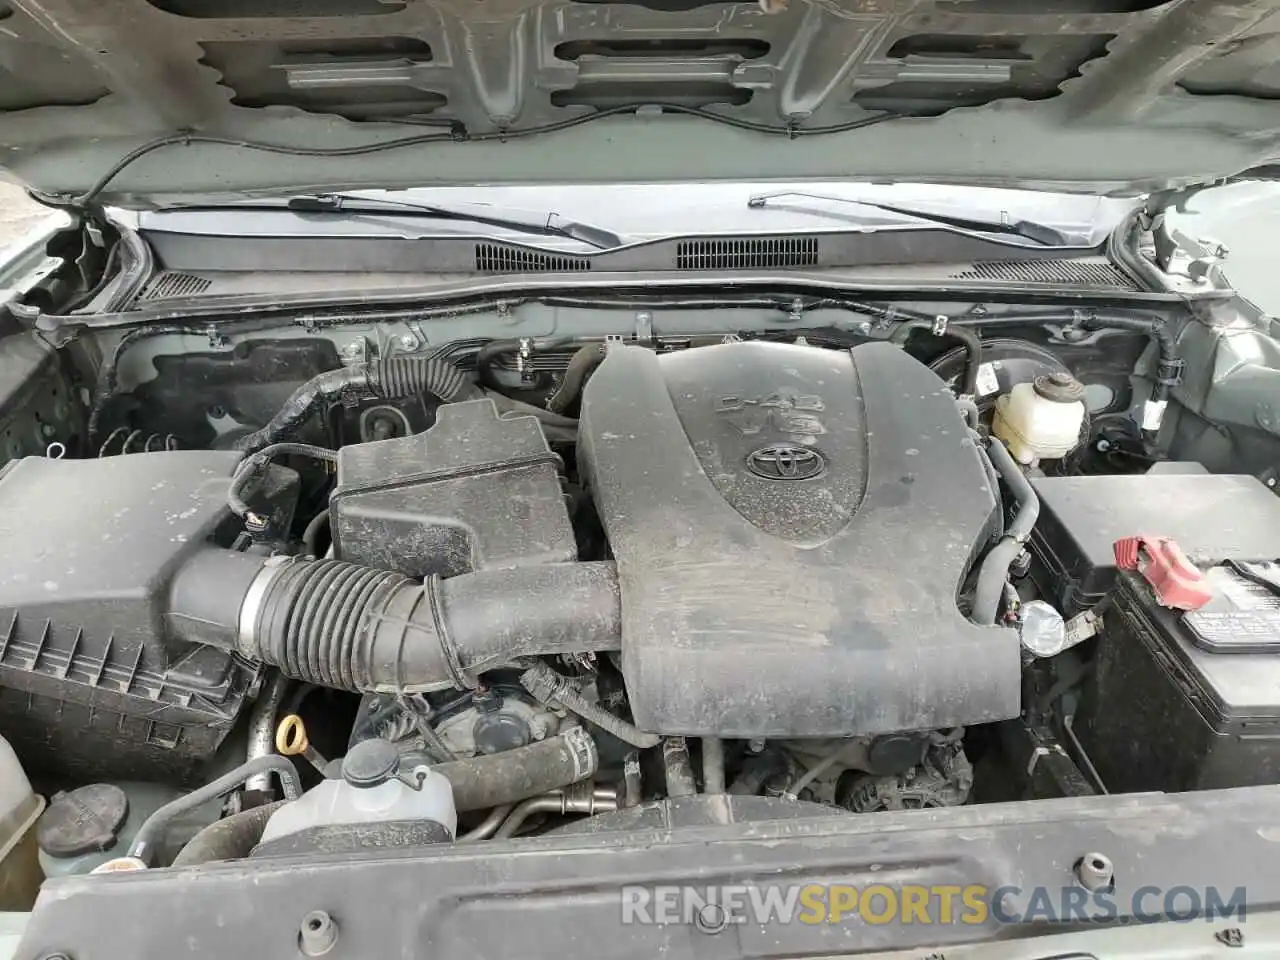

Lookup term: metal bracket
[340,337,368,366]
[517,337,536,384]
[634,311,653,345]
[1044,324,1111,347]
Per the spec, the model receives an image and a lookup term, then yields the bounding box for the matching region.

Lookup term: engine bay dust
[3,297,1280,885]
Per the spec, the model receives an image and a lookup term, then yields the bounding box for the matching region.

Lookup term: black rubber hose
[432,727,599,811]
[521,662,660,749]
[972,438,1041,626]
[168,549,623,694]
[475,340,521,390]
[547,343,608,415]
[1077,314,1181,406]
[227,442,338,521]
[86,324,197,444]
[236,357,480,455]
[170,801,285,867]
[128,756,303,865]
[890,319,983,397]
[728,747,790,796]
[474,337,602,392]
[301,508,331,557]
[663,737,697,798]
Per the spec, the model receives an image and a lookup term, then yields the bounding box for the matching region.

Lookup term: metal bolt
[398,333,418,351]
[693,903,729,935]
[1216,928,1244,948]
[747,738,766,754]
[299,911,339,957]
[1075,852,1114,892]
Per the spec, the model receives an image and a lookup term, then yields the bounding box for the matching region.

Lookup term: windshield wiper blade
[746,190,1072,246]
[285,193,625,250]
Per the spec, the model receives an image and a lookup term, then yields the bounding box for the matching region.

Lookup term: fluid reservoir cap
[38,784,129,858]
[473,712,532,755]
[1033,371,1086,404]
[866,734,927,776]
[342,738,400,788]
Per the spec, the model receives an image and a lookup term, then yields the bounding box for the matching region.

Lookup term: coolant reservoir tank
[993,372,1086,465]
[259,740,457,851]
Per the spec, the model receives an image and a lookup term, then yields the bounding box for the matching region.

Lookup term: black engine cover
[579,341,1019,737]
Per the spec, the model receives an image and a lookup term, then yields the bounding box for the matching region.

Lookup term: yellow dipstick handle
[275,714,328,773]
[276,714,308,754]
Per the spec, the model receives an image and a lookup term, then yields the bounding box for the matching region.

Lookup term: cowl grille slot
[474,243,591,273]
[951,260,1135,287]
[137,271,212,301]
[676,236,819,270]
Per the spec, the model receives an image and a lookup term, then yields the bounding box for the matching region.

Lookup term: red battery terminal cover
[1113,535,1214,610]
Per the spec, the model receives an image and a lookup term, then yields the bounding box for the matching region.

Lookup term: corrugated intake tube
[167,549,622,694]
[236,357,482,456]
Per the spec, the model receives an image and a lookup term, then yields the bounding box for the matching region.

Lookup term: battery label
[1183,564,1280,654]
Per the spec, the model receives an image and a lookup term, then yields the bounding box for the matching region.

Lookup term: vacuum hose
[167,549,622,694]
[236,357,482,456]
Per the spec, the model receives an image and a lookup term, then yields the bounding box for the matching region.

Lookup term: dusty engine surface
[580,341,1020,737]
[0,337,1022,791]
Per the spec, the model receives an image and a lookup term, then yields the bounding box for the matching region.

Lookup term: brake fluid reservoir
[259,740,457,851]
[993,372,1086,464]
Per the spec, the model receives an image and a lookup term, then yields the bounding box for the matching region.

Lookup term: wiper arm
[285,193,625,250]
[746,190,1072,247]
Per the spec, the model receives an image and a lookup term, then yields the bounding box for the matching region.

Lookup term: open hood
[2,0,1279,205]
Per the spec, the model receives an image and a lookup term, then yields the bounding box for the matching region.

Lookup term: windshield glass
[138,182,1141,250]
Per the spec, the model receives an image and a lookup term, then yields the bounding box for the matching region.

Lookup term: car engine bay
[3,294,1280,885]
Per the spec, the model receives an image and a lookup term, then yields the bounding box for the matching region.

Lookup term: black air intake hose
[434,728,598,811]
[171,801,286,868]
[168,550,622,693]
[889,319,983,398]
[236,357,481,455]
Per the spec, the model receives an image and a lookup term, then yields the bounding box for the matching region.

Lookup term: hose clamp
[237,555,297,655]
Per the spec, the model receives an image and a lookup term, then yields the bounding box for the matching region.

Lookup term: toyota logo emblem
[746,444,826,481]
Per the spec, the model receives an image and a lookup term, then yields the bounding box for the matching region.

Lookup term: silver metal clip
[635,312,653,345]
[517,337,535,384]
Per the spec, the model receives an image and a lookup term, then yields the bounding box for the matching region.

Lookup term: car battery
[1079,564,1280,793]
[1028,470,1280,613]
